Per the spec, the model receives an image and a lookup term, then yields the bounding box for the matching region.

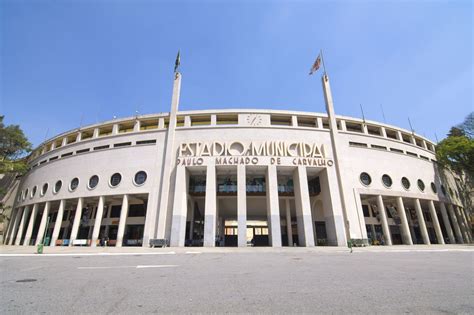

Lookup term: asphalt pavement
[0,246,473,314]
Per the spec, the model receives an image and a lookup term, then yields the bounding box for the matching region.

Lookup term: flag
[309,54,321,75]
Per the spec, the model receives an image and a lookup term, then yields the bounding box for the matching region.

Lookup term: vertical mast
[321,72,351,243]
[155,53,182,240]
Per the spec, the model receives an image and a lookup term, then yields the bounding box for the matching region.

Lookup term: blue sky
[1,0,472,147]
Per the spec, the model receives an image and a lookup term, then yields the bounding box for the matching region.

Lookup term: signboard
[177,141,333,167]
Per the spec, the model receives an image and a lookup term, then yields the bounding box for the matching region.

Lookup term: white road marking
[77,265,178,270]
[0,252,176,257]
[136,265,178,268]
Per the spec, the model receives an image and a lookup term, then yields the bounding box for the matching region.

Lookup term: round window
[417,179,425,192]
[70,178,79,191]
[431,182,437,193]
[401,177,410,190]
[441,185,446,195]
[110,173,122,187]
[41,183,48,196]
[31,186,37,198]
[134,171,147,186]
[89,175,99,189]
[23,188,29,200]
[360,172,371,186]
[54,180,62,193]
[382,174,392,188]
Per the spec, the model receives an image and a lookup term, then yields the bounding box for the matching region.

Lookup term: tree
[0,116,32,174]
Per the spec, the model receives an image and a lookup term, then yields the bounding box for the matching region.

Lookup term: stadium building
[4,70,472,248]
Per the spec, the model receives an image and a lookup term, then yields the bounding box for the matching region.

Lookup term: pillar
[35,202,50,246]
[69,198,83,246]
[285,199,293,246]
[170,165,188,247]
[266,165,282,247]
[293,166,315,247]
[428,200,444,244]
[188,200,195,242]
[414,199,430,245]
[50,200,65,247]
[376,195,392,246]
[116,194,129,247]
[203,164,217,247]
[439,202,456,244]
[91,196,105,247]
[24,204,38,246]
[396,197,413,245]
[14,206,30,245]
[454,206,470,243]
[447,204,463,244]
[8,207,23,245]
[4,208,17,244]
[237,164,247,247]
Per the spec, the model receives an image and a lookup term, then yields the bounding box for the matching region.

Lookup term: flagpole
[320,49,327,76]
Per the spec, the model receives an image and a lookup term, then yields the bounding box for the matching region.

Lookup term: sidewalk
[0,244,472,256]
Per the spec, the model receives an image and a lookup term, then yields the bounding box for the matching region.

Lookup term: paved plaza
[1,246,473,314]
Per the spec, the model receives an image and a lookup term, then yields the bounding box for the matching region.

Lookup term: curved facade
[4,74,472,248]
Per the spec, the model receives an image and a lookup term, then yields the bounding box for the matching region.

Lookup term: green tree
[0,115,32,174]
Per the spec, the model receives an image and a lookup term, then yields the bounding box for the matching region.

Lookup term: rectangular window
[93,145,109,151]
[128,204,146,217]
[61,152,73,158]
[349,141,368,148]
[119,122,135,133]
[39,160,47,165]
[386,129,398,140]
[321,118,330,129]
[271,115,292,126]
[76,148,90,154]
[390,148,404,154]
[66,134,77,144]
[110,205,121,218]
[176,116,185,127]
[362,205,370,217]
[81,130,94,140]
[216,114,238,125]
[367,125,381,136]
[346,122,363,133]
[191,115,211,126]
[114,142,132,148]
[297,117,317,128]
[406,151,418,157]
[99,126,113,137]
[371,144,387,150]
[136,140,156,145]
[402,133,412,143]
[419,155,429,161]
[49,156,58,161]
[140,119,159,130]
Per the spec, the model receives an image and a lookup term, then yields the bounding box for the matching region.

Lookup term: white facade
[4,73,472,248]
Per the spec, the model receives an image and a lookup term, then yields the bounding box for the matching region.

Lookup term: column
[396,197,413,245]
[428,200,444,244]
[458,208,472,242]
[170,165,189,247]
[237,164,247,247]
[91,196,105,247]
[285,199,293,246]
[35,202,50,246]
[454,206,470,243]
[414,199,430,245]
[293,166,315,247]
[4,208,17,244]
[439,202,456,244]
[203,164,217,247]
[266,165,282,247]
[24,204,38,246]
[50,200,65,246]
[188,199,195,241]
[14,206,30,245]
[116,194,129,247]
[376,195,392,246]
[447,204,463,244]
[9,207,24,245]
[69,198,83,246]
